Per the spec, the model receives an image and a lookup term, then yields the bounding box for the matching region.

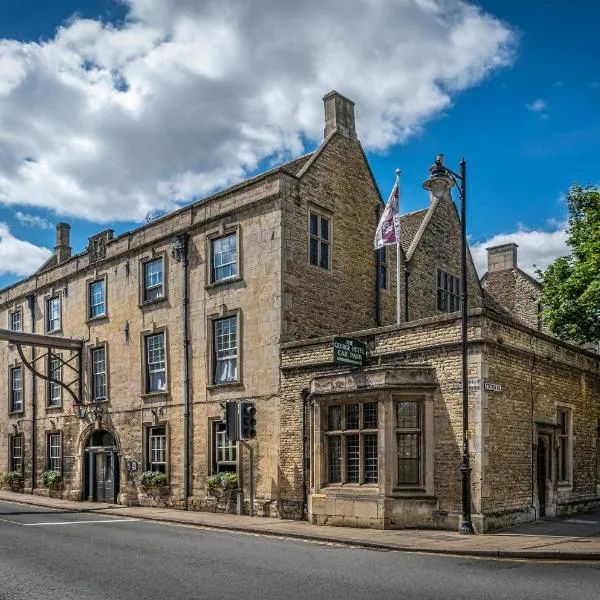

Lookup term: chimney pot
[487,242,518,273]
[323,90,357,140]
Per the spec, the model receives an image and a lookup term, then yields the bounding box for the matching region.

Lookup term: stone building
[1,91,599,531]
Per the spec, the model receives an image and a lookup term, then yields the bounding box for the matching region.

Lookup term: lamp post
[423,154,474,535]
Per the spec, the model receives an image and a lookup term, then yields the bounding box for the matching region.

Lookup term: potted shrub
[41,470,62,496]
[3,471,24,491]
[206,471,238,498]
[139,471,168,488]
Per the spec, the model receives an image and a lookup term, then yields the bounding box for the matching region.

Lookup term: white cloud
[0,223,52,276]
[14,211,53,229]
[526,98,547,112]
[0,0,516,223]
[471,224,569,278]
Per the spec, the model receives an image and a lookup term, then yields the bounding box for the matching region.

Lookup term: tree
[537,184,600,344]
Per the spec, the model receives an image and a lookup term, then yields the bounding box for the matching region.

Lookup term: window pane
[320,241,329,270]
[309,238,318,266]
[144,259,164,301]
[212,235,237,282]
[214,421,237,472]
[397,432,420,485]
[363,433,378,483]
[146,334,166,392]
[10,311,22,332]
[149,426,166,473]
[327,435,342,483]
[11,436,22,472]
[310,213,318,236]
[89,281,105,318]
[320,217,329,241]
[214,317,237,383]
[47,297,60,331]
[345,404,359,430]
[49,433,61,471]
[11,367,22,411]
[49,356,61,405]
[363,402,378,429]
[91,348,106,400]
[346,434,360,483]
[397,401,419,428]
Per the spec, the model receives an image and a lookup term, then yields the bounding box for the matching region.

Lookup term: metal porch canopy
[0,328,83,404]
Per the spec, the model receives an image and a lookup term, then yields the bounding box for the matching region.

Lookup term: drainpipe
[375,205,381,326]
[172,234,191,510]
[27,294,36,493]
[300,388,310,519]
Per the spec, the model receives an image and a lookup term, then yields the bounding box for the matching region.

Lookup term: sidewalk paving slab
[1,490,599,561]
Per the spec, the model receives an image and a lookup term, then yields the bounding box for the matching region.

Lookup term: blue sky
[0,0,598,289]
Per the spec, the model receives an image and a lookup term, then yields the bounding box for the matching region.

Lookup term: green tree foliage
[537,185,600,344]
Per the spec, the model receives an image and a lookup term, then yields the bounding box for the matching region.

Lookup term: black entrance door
[537,438,547,518]
[84,430,119,503]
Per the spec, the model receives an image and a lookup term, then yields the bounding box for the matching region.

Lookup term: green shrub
[3,471,23,487]
[41,470,62,488]
[206,471,238,491]
[139,471,167,487]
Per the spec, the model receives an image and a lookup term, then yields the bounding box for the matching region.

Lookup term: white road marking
[0,517,23,525]
[23,518,139,526]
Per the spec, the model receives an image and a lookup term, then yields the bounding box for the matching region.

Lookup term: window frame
[144,423,168,475]
[395,399,424,488]
[210,313,240,386]
[46,295,62,333]
[47,353,62,408]
[211,419,238,474]
[210,233,238,284]
[10,434,23,473]
[141,255,167,305]
[90,344,108,402]
[557,407,573,486]
[378,247,388,290]
[436,268,461,313]
[87,277,107,320]
[308,208,332,272]
[47,431,62,472]
[324,400,379,487]
[9,308,23,332]
[142,330,168,395]
[9,364,24,414]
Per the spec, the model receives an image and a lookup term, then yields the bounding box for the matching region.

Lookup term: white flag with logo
[374,178,400,249]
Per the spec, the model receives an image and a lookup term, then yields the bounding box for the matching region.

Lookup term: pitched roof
[399,208,428,253]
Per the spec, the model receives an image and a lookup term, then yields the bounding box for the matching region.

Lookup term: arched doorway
[84,430,120,503]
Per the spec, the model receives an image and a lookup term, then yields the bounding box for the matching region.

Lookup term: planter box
[138,485,171,508]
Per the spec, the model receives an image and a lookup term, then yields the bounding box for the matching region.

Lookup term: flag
[374,177,400,249]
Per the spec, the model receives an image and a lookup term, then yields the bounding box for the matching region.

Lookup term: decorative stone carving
[88,230,114,264]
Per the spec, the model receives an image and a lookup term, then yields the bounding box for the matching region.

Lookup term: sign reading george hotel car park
[333,337,367,367]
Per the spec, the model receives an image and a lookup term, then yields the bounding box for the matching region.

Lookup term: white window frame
[47,354,62,407]
[213,420,237,474]
[308,210,331,271]
[211,234,238,283]
[91,346,107,401]
[46,296,61,333]
[212,315,238,385]
[10,435,23,473]
[88,279,106,319]
[143,257,165,303]
[9,310,22,332]
[147,425,167,473]
[48,432,61,472]
[10,366,23,413]
[145,332,167,393]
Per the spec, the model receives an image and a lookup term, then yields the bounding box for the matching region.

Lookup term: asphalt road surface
[0,500,598,600]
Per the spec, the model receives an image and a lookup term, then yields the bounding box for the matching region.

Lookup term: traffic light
[225,401,238,442]
[239,402,257,440]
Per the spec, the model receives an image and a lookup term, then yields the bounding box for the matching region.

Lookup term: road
[0,499,598,600]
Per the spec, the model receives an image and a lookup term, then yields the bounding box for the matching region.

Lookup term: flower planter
[138,485,171,508]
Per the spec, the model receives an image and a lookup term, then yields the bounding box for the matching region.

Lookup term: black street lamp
[423,154,475,535]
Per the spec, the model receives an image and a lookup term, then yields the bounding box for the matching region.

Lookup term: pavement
[1,489,599,561]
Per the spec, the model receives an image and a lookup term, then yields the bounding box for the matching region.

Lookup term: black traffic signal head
[240,402,257,440]
[225,401,238,442]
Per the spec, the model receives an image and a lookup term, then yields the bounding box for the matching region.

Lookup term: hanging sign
[333,337,367,367]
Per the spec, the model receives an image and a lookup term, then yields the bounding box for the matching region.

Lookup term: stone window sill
[207,381,244,390]
[140,392,169,400]
[86,315,108,325]
[139,297,168,309]
[206,275,243,290]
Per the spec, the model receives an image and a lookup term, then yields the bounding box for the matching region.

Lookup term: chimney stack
[55,222,71,264]
[323,90,357,140]
[487,243,518,273]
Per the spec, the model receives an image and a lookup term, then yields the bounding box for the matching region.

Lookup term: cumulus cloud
[0,223,52,276]
[471,224,569,278]
[0,0,516,223]
[14,211,53,229]
[526,98,547,112]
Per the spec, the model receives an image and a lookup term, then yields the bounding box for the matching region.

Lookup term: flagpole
[395,168,401,324]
